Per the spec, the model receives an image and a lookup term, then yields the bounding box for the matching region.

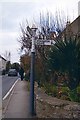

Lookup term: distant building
[78,1,80,16]
[0,55,7,74]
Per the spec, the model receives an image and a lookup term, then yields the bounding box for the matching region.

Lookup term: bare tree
[19,10,69,54]
[18,10,70,83]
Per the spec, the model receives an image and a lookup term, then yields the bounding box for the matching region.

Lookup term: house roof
[56,16,80,40]
[0,55,7,61]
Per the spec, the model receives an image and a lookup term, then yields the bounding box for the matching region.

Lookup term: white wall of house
[78,1,80,16]
[0,56,7,74]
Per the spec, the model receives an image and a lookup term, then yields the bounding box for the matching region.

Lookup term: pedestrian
[19,66,24,81]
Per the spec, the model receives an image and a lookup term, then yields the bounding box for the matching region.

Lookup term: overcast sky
[0,0,79,63]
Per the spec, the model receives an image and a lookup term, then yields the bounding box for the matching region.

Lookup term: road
[2,75,19,98]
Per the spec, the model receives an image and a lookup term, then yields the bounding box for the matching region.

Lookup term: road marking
[3,78,19,100]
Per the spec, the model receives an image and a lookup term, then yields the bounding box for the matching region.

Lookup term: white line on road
[3,78,20,100]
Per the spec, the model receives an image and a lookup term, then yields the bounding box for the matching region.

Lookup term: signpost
[29,25,37,116]
[28,25,55,116]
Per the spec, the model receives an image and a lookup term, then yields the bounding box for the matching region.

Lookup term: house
[78,1,80,16]
[0,55,7,74]
[56,16,80,40]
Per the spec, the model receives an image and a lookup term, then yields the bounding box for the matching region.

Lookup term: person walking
[19,66,24,81]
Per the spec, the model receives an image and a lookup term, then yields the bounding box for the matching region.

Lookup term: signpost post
[30,25,37,116]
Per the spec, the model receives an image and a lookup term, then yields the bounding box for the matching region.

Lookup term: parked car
[8,69,18,76]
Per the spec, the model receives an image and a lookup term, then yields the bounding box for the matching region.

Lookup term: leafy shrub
[76,86,80,102]
[59,86,80,102]
[43,83,57,96]
[68,89,79,102]
[57,86,70,99]
[42,82,80,102]
[61,87,70,95]
[77,86,80,94]
[47,37,80,90]
[24,73,30,81]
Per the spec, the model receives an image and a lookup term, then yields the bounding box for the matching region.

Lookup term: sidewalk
[3,80,80,118]
[3,80,31,118]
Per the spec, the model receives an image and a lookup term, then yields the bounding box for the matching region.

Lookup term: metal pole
[30,35,35,116]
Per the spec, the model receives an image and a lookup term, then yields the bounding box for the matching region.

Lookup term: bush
[76,86,80,102]
[43,83,57,96]
[61,87,70,95]
[58,86,70,99]
[58,86,80,102]
[68,89,79,102]
[43,82,80,102]
[47,37,80,90]
[77,86,80,94]
[24,73,30,81]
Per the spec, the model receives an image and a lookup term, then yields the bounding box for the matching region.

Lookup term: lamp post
[30,24,37,116]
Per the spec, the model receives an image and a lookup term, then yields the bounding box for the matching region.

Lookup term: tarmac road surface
[2,75,19,98]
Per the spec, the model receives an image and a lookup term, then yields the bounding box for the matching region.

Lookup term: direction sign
[27,26,33,36]
[35,39,55,46]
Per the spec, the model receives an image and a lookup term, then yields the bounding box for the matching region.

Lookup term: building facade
[78,1,80,16]
[56,16,80,40]
[0,55,7,74]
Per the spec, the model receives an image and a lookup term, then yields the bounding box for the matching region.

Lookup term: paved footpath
[3,80,30,118]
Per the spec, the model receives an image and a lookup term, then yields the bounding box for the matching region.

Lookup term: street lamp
[30,24,37,116]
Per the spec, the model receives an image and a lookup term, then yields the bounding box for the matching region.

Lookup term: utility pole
[30,24,37,116]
